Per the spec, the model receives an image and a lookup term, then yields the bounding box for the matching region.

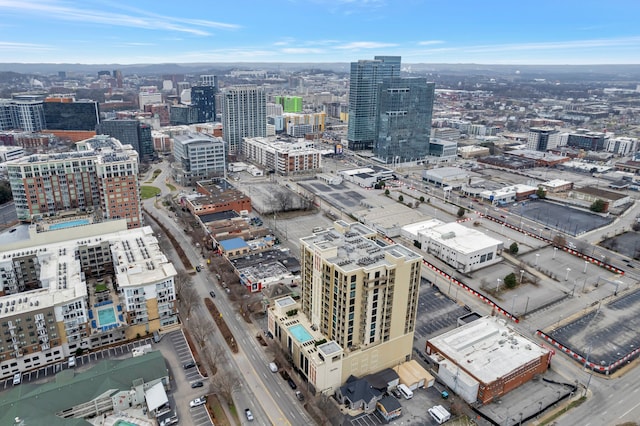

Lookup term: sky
[0,0,639,65]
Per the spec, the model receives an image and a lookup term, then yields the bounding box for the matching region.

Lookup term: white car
[68,356,76,367]
[189,397,206,408]
[245,408,254,421]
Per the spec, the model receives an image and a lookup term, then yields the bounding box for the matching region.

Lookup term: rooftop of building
[542,179,572,187]
[423,166,469,179]
[0,225,175,318]
[198,210,240,224]
[301,221,421,272]
[406,220,502,254]
[173,132,223,145]
[243,136,321,154]
[0,350,167,426]
[507,149,568,162]
[230,248,300,275]
[219,237,249,251]
[428,316,549,384]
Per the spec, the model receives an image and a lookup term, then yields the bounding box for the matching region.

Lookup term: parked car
[391,389,401,399]
[189,397,206,408]
[295,391,304,401]
[287,378,297,390]
[68,356,76,368]
[13,373,21,385]
[245,408,254,421]
[183,361,196,369]
[191,381,204,388]
[209,291,216,298]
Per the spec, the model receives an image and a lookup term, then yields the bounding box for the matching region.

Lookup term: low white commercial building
[422,167,469,188]
[402,220,503,273]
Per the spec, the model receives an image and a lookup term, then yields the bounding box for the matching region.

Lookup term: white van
[397,383,413,400]
[13,373,21,385]
[269,362,278,373]
[428,405,451,424]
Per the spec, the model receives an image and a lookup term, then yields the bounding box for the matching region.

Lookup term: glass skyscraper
[347,56,401,150]
[374,78,435,163]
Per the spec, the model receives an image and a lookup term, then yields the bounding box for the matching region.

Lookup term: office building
[527,127,561,151]
[242,136,322,175]
[567,130,608,151]
[169,104,198,125]
[0,223,177,380]
[0,145,24,163]
[6,135,142,228]
[347,56,401,150]
[606,137,638,156]
[275,96,303,113]
[426,316,551,404]
[267,221,422,394]
[43,96,100,131]
[283,111,326,136]
[401,219,502,273]
[222,85,266,154]
[374,78,435,162]
[191,85,217,123]
[96,119,155,162]
[172,132,226,185]
[138,87,162,110]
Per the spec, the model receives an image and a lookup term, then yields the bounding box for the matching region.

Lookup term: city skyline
[0,0,638,65]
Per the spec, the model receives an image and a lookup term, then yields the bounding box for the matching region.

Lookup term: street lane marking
[620,400,640,419]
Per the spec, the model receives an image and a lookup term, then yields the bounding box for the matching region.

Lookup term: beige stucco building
[268,221,422,394]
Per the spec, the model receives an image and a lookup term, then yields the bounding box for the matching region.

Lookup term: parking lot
[507,200,612,236]
[547,288,640,368]
[414,279,471,342]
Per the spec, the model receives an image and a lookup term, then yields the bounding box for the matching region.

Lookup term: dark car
[295,391,304,401]
[209,291,216,298]
[191,381,204,388]
[183,361,196,370]
[287,379,297,390]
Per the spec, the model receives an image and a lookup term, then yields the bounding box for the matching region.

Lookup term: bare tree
[552,235,566,248]
[181,285,200,319]
[272,189,293,212]
[212,371,239,403]
[189,315,216,349]
[174,270,193,297]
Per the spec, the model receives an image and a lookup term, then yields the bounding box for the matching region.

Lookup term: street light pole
[553,247,557,259]
[519,269,525,284]
[583,260,588,274]
[535,253,540,267]
[565,268,571,281]
[496,278,502,292]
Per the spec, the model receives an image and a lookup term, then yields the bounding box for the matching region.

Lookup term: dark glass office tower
[96,119,155,162]
[43,101,100,130]
[347,56,401,150]
[191,85,217,123]
[374,78,435,163]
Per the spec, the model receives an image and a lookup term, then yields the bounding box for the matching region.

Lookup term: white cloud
[337,41,398,50]
[418,40,444,46]
[0,41,52,50]
[281,48,324,54]
[0,0,239,36]
[463,37,640,54]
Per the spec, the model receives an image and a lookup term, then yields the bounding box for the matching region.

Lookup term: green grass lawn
[95,283,108,292]
[140,186,161,199]
[152,169,162,179]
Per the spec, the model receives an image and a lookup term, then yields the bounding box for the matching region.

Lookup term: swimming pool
[289,324,314,343]
[49,219,90,230]
[114,421,137,426]
[97,306,117,327]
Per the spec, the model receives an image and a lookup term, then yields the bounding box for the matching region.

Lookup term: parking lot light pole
[553,247,558,259]
[520,269,525,284]
[535,254,540,267]
[496,278,502,292]
[565,268,571,281]
[583,260,588,274]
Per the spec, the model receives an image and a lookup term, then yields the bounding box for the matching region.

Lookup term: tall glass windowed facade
[374,78,435,163]
[347,56,401,151]
[43,101,100,130]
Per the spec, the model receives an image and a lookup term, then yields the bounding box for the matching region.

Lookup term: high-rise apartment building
[267,221,422,393]
[527,127,561,151]
[199,74,218,87]
[222,85,266,154]
[96,119,155,162]
[566,130,608,151]
[172,132,226,185]
[374,78,435,162]
[0,100,46,132]
[6,135,142,228]
[347,56,401,150]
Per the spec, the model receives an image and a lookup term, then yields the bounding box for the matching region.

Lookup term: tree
[509,242,519,255]
[212,371,239,403]
[398,195,404,202]
[174,271,193,298]
[590,199,606,213]
[272,189,293,212]
[0,181,12,204]
[384,189,390,196]
[419,196,425,203]
[504,272,517,288]
[457,207,466,218]
[536,187,547,199]
[181,285,200,319]
[189,315,216,349]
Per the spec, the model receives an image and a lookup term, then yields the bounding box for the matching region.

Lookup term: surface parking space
[414,280,471,342]
[548,288,640,366]
[350,410,385,425]
[189,404,211,426]
[507,201,612,236]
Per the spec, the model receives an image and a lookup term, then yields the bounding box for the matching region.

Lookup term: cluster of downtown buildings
[7,57,633,422]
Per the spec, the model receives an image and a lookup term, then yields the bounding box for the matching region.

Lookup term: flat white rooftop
[418,221,502,254]
[428,316,549,384]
